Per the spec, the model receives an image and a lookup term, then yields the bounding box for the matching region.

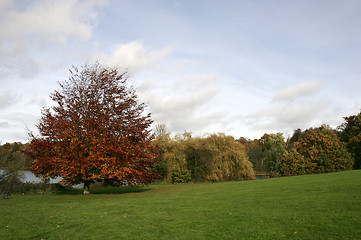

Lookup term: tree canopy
[153,130,255,182]
[247,133,286,174]
[276,125,353,176]
[0,142,32,169]
[26,63,158,193]
[295,125,353,173]
[339,111,361,169]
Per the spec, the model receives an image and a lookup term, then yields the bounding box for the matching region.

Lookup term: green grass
[1,170,360,240]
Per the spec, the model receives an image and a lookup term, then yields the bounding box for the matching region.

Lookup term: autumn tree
[26,63,158,194]
[185,133,255,182]
[277,149,311,176]
[153,130,255,182]
[339,111,361,169]
[0,142,32,169]
[291,125,353,174]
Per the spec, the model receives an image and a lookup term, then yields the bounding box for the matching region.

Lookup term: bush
[170,168,191,183]
[277,149,315,176]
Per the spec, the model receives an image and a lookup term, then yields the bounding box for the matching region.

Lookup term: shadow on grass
[91,186,151,195]
[53,188,83,195]
[54,186,151,195]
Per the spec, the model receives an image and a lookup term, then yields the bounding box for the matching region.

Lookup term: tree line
[1,62,360,194]
[0,142,32,169]
[152,127,255,183]
[151,111,360,182]
[246,121,359,177]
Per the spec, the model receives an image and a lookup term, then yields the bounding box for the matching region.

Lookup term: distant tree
[152,123,171,181]
[170,168,191,183]
[294,125,353,173]
[286,128,303,150]
[0,142,33,169]
[277,149,312,176]
[26,63,158,194]
[247,139,267,172]
[185,133,255,182]
[260,133,286,174]
[152,127,189,181]
[339,111,361,169]
[153,132,255,182]
[237,137,249,151]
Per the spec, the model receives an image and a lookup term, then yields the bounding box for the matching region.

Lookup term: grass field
[1,170,360,240]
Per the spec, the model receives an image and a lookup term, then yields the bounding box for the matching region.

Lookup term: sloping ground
[1,170,360,239]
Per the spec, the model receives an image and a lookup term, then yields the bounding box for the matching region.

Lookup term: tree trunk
[83,181,91,195]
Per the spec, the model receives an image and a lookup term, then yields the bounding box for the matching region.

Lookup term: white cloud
[151,87,219,114]
[97,41,225,135]
[0,0,107,79]
[172,73,222,92]
[0,0,106,42]
[0,111,40,143]
[137,72,223,134]
[0,91,20,109]
[101,41,174,75]
[242,80,331,137]
[243,101,326,137]
[273,80,321,101]
[0,122,9,127]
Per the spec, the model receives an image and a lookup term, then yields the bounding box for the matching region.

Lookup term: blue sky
[1,0,361,143]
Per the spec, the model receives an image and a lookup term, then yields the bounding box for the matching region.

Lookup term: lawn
[1,170,360,240]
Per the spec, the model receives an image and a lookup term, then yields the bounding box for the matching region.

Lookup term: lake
[0,169,62,183]
[0,169,83,188]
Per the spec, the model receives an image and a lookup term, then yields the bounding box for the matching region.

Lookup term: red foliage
[26,63,158,186]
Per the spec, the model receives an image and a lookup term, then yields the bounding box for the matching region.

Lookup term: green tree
[295,125,353,173]
[152,127,189,181]
[170,168,191,183]
[154,132,255,182]
[260,133,286,174]
[247,139,267,173]
[339,111,361,169]
[278,149,312,176]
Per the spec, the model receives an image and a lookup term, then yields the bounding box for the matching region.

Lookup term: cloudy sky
[1,0,361,143]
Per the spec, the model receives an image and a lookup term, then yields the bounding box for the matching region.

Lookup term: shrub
[170,168,191,183]
[277,149,315,176]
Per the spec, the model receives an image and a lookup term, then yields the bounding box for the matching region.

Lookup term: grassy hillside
[1,170,360,239]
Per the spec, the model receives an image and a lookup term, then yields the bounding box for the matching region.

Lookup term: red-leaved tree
[26,63,158,194]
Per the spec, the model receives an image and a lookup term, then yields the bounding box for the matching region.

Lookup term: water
[255,174,271,180]
[0,169,62,183]
[0,169,83,188]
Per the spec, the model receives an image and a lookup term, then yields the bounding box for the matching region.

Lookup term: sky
[1,0,361,143]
